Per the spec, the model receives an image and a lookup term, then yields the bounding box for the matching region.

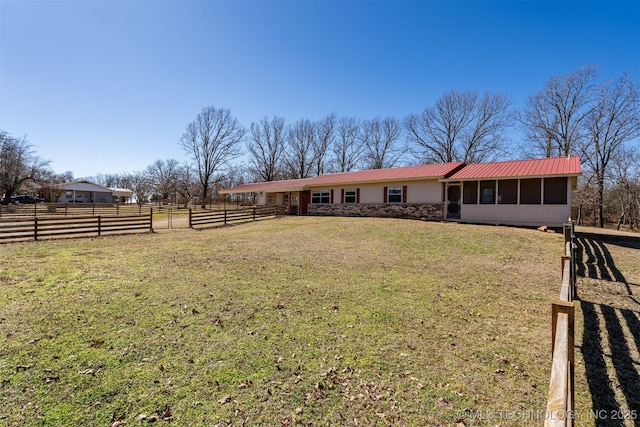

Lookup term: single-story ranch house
[52,181,134,204]
[219,156,582,227]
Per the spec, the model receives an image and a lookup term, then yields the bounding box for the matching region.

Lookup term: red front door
[299,190,310,215]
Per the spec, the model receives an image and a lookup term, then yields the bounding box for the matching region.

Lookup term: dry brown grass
[0,217,633,425]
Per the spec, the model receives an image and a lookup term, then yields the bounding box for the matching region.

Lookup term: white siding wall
[459,204,572,227]
[313,180,442,204]
[406,181,442,203]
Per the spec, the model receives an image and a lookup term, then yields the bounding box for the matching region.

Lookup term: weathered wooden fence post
[34,217,39,241]
[253,207,256,221]
[149,208,153,232]
[98,216,102,236]
[224,209,227,225]
[188,208,192,228]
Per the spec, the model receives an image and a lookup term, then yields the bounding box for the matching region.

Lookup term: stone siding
[307,203,444,221]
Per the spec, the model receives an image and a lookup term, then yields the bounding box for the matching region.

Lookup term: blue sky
[1,0,638,179]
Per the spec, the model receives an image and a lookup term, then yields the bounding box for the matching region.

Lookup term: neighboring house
[110,187,134,203]
[52,181,133,204]
[218,156,582,227]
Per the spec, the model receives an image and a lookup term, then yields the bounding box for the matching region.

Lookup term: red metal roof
[306,162,464,187]
[220,157,582,193]
[446,156,582,180]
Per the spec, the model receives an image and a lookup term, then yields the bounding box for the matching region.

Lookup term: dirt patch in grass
[0,217,580,425]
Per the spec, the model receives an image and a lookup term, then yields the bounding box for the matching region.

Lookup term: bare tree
[313,113,336,175]
[175,163,199,207]
[283,119,317,179]
[610,147,639,230]
[521,65,598,157]
[361,116,405,169]
[0,131,49,203]
[405,90,512,164]
[147,159,181,203]
[581,74,640,227]
[331,116,364,172]
[121,170,153,206]
[38,169,73,203]
[180,106,246,208]
[246,116,286,182]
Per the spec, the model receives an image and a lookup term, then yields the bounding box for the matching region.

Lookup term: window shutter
[330,189,334,204]
[403,186,407,203]
[341,189,345,204]
[383,187,388,203]
[356,188,360,204]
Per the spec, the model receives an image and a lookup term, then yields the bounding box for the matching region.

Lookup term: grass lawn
[0,216,628,426]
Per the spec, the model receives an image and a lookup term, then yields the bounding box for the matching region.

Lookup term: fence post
[253,207,256,221]
[563,223,571,248]
[116,203,120,216]
[98,216,102,236]
[224,209,227,225]
[188,208,192,228]
[551,301,574,357]
[149,208,153,232]
[34,217,39,241]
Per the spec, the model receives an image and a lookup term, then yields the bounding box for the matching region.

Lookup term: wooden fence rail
[545,222,576,426]
[0,203,252,219]
[189,205,283,229]
[0,203,154,218]
[0,213,153,242]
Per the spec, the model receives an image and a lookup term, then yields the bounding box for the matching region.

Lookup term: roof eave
[441,172,582,182]
[305,176,449,188]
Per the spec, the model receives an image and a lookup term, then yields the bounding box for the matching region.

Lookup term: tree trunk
[616,211,625,231]
[201,182,209,209]
[576,203,582,226]
[597,174,605,228]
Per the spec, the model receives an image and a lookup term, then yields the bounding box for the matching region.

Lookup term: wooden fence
[0,213,153,242]
[189,205,284,229]
[545,222,576,426]
[0,203,154,218]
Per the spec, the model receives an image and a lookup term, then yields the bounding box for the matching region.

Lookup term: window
[544,177,568,204]
[498,180,518,204]
[311,191,330,204]
[463,181,478,204]
[65,191,73,199]
[480,180,496,204]
[388,187,402,203]
[345,189,357,204]
[520,179,541,204]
